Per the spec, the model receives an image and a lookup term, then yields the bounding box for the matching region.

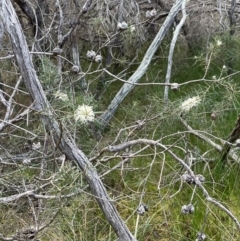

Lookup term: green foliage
[97,38,240,240]
[38,57,58,90]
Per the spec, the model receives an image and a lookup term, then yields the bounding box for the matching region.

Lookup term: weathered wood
[71,30,87,90]
[221,115,240,163]
[13,0,36,27]
[164,0,187,103]
[13,0,48,40]
[98,0,182,131]
[0,1,137,240]
[58,0,92,48]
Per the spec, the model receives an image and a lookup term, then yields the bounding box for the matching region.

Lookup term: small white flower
[117,21,128,30]
[54,90,69,102]
[32,142,41,151]
[212,75,217,80]
[74,104,95,123]
[146,11,151,18]
[130,25,135,32]
[56,155,66,162]
[86,50,96,59]
[23,158,32,165]
[216,40,222,47]
[95,54,103,63]
[222,65,227,70]
[146,9,157,18]
[180,96,201,112]
[150,9,157,17]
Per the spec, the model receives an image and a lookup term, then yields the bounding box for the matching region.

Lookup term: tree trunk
[0,1,137,240]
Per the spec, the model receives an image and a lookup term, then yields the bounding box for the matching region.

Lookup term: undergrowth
[1,35,240,241]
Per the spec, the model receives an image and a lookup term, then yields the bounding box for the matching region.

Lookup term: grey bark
[0,1,137,240]
[13,0,48,40]
[98,0,182,131]
[228,0,236,36]
[58,0,92,49]
[13,0,36,28]
[164,0,187,103]
[71,30,87,90]
[227,0,236,74]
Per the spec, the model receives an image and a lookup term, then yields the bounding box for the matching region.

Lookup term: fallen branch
[221,115,240,163]
[179,116,240,162]
[0,1,136,240]
[97,138,240,230]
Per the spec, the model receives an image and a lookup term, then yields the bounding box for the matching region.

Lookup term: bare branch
[98,0,183,131]
[164,0,187,103]
[58,0,93,48]
[102,138,240,230]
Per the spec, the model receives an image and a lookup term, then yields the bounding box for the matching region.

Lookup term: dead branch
[221,115,240,163]
[97,138,240,230]
[98,0,183,131]
[0,1,136,240]
[164,0,187,103]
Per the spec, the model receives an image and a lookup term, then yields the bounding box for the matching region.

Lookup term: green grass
[1,35,240,241]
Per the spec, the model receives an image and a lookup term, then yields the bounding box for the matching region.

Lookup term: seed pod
[52,47,63,56]
[95,55,103,63]
[181,204,194,214]
[196,232,206,241]
[171,83,179,91]
[196,174,205,183]
[71,65,80,74]
[137,203,148,216]
[182,173,194,184]
[117,21,128,30]
[86,50,96,59]
[211,112,217,120]
[236,139,240,147]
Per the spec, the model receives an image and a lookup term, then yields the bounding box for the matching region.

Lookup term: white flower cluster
[86,50,103,63]
[180,96,201,112]
[74,104,95,123]
[54,90,69,102]
[130,25,135,32]
[146,9,157,18]
[32,142,41,151]
[216,39,222,47]
[117,21,128,30]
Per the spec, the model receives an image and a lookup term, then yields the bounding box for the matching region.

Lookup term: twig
[105,138,240,230]
[164,0,187,103]
[221,115,240,163]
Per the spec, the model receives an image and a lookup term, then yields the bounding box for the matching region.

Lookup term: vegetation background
[0,0,240,240]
